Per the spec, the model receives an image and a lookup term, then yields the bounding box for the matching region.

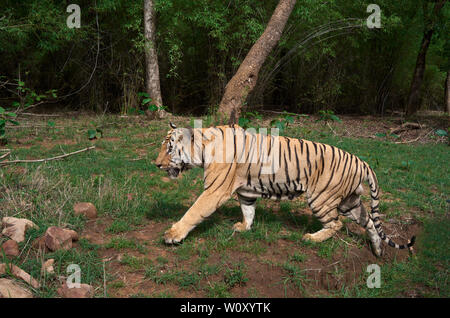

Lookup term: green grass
[289,252,307,263]
[281,261,309,295]
[105,237,147,254]
[317,239,340,261]
[205,282,232,298]
[223,262,248,288]
[1,114,448,297]
[106,219,133,234]
[144,264,202,290]
[119,254,150,270]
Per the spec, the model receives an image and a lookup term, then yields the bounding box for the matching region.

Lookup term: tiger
[155,122,415,256]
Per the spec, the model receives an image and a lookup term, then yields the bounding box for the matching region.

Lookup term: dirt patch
[282,112,449,145]
[80,212,421,298]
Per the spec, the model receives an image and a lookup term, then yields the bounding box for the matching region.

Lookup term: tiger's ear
[170,122,177,129]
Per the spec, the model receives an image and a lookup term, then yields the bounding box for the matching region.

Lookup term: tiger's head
[155,123,194,179]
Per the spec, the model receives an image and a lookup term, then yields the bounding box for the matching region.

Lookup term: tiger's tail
[364,163,416,251]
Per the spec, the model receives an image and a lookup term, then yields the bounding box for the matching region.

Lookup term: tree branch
[0,146,95,166]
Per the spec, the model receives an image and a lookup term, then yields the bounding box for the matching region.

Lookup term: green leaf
[47,121,56,128]
[8,119,19,126]
[0,107,5,114]
[330,114,341,122]
[6,112,17,118]
[275,121,285,132]
[238,117,250,128]
[148,104,158,112]
[375,133,386,137]
[435,129,448,137]
[142,98,152,105]
[138,92,150,98]
[88,129,97,140]
[285,116,294,124]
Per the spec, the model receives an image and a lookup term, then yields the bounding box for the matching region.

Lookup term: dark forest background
[1,0,448,116]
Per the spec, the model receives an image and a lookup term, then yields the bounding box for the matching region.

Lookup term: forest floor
[0,111,448,298]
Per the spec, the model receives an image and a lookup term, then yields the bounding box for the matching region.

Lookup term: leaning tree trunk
[405,29,434,117]
[144,0,169,119]
[217,0,297,124]
[405,0,446,118]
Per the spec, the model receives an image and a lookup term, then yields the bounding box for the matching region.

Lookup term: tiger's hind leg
[302,205,343,243]
[233,193,256,232]
[338,187,382,256]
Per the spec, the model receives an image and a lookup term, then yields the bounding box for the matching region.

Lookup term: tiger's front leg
[232,193,256,232]
[164,189,231,244]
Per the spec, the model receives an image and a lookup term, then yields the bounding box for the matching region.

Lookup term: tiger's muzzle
[157,162,190,179]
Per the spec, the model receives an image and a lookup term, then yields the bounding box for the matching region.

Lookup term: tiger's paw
[232,222,248,232]
[164,224,186,244]
[302,232,322,242]
[371,244,383,258]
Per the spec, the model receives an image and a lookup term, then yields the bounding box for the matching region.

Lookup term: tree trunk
[405,0,446,118]
[446,71,450,114]
[405,29,434,117]
[217,0,297,124]
[144,0,168,119]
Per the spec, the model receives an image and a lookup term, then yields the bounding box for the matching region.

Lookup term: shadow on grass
[145,191,188,221]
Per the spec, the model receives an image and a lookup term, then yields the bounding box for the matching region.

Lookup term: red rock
[1,240,19,257]
[57,282,94,298]
[73,202,97,219]
[44,226,78,251]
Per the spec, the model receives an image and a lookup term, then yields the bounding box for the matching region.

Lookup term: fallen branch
[390,122,422,135]
[0,152,10,160]
[6,124,63,129]
[0,146,95,166]
[395,129,434,144]
[326,122,338,136]
[260,110,309,117]
[19,113,61,117]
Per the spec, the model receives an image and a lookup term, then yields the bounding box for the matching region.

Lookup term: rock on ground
[0,263,40,289]
[73,202,98,219]
[57,282,94,298]
[1,217,38,243]
[42,259,55,274]
[0,278,33,298]
[44,226,78,252]
[1,240,20,257]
